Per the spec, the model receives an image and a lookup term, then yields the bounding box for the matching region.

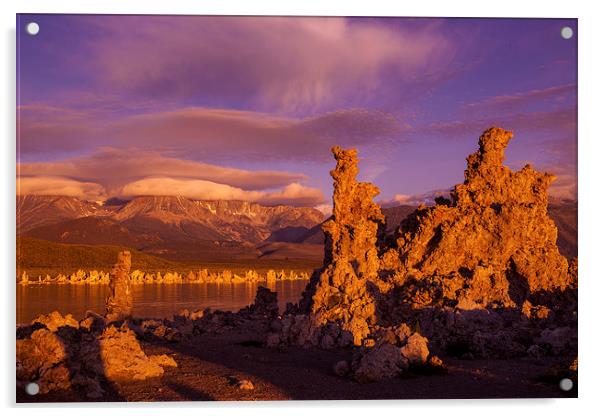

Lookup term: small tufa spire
[105,250,133,321]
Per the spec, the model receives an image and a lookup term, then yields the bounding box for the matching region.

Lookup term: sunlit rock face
[96,324,165,381]
[16,312,175,397]
[383,127,574,311]
[105,251,133,321]
[302,146,385,346]
[301,127,577,351]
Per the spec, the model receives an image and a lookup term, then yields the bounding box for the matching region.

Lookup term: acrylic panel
[16,14,577,402]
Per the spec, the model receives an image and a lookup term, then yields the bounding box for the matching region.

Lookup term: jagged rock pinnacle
[454,127,555,207]
[305,128,575,348]
[388,127,571,306]
[303,146,384,346]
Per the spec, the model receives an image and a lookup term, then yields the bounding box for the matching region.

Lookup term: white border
[2,0,601,414]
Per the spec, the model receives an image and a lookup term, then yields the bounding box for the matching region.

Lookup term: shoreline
[18,269,312,285]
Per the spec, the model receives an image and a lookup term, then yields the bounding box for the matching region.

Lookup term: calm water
[16,280,309,324]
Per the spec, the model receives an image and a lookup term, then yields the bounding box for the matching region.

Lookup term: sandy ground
[17,329,576,402]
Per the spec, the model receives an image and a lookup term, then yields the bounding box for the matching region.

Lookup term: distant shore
[18,268,312,285]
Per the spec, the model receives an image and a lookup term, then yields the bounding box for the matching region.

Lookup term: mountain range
[17,195,325,261]
[16,194,577,263]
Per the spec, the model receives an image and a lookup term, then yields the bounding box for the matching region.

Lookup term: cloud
[17,176,106,201]
[380,189,453,207]
[314,204,333,217]
[18,147,307,192]
[463,84,576,114]
[417,106,576,139]
[537,161,577,201]
[16,175,326,207]
[257,183,326,207]
[537,137,577,161]
[17,105,101,155]
[120,178,263,201]
[18,148,327,206]
[19,106,402,161]
[120,178,325,207]
[548,173,577,200]
[111,107,402,161]
[86,16,455,112]
[520,138,577,201]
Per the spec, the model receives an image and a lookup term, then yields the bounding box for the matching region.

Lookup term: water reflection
[17,280,308,324]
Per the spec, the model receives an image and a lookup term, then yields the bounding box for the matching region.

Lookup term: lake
[16,280,309,324]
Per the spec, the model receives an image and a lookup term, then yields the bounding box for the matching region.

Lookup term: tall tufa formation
[252,126,576,367]
[382,127,574,310]
[292,128,576,359]
[307,146,385,345]
[106,251,133,321]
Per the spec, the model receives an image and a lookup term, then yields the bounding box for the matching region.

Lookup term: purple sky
[16,15,577,209]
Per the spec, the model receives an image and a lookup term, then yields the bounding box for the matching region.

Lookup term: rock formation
[300,146,385,346]
[350,324,430,383]
[381,127,574,312]
[95,324,165,381]
[16,328,71,394]
[106,251,133,321]
[352,342,409,383]
[17,268,310,286]
[16,311,176,397]
[32,311,79,332]
[292,127,577,362]
[16,127,578,392]
[15,251,181,396]
[240,286,279,321]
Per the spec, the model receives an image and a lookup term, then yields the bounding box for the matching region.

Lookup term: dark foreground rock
[16,311,178,398]
[17,328,577,402]
[15,285,281,398]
